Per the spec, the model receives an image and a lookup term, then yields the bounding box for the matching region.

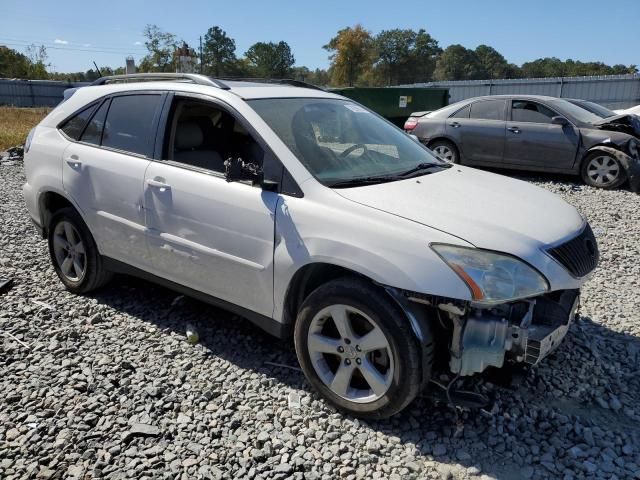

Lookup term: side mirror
[551,116,569,126]
[224,157,263,185]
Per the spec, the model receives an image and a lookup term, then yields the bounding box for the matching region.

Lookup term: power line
[0,37,147,53]
[0,41,147,55]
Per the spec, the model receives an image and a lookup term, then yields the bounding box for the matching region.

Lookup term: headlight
[431,244,549,304]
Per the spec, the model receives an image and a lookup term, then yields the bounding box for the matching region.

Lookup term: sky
[1,0,639,74]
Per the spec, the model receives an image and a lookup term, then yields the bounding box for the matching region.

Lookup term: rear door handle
[449,122,461,128]
[507,126,521,134]
[146,178,171,190]
[65,154,81,169]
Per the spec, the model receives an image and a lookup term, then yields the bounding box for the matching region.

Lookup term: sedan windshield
[567,99,616,119]
[248,98,447,186]
[549,99,605,124]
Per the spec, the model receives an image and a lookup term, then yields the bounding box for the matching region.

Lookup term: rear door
[503,99,579,169]
[447,99,507,164]
[143,93,278,317]
[61,92,164,269]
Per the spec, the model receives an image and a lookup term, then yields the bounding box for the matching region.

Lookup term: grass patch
[0,106,51,151]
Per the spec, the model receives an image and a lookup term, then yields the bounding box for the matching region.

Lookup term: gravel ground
[1,162,639,480]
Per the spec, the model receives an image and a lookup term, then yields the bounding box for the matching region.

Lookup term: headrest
[175,122,203,150]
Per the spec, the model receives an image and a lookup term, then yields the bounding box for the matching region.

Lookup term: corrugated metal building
[0,79,89,107]
[401,74,640,110]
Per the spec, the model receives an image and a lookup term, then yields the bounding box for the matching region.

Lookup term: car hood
[591,113,640,139]
[334,166,584,256]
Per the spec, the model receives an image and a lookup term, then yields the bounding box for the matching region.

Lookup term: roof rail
[220,77,325,91]
[91,73,230,89]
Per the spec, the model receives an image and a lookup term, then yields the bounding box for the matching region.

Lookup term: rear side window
[80,100,110,145]
[60,103,98,140]
[511,101,556,124]
[450,104,470,119]
[469,100,505,121]
[101,95,163,156]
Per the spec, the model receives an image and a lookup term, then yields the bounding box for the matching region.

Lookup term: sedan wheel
[307,304,393,403]
[586,155,621,186]
[433,145,454,162]
[52,221,87,282]
[581,152,626,189]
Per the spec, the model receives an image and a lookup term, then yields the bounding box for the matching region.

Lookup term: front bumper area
[448,289,580,376]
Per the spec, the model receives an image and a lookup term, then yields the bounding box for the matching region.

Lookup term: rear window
[101,94,163,157]
[60,103,98,140]
[469,100,505,121]
[80,100,110,146]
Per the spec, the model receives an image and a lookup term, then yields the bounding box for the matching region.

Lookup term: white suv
[23,74,598,418]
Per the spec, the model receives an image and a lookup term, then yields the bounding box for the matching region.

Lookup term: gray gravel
[1,162,639,480]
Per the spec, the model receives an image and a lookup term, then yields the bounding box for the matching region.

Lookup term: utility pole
[199,36,204,74]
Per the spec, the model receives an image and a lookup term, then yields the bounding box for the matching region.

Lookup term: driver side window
[511,101,556,124]
[163,98,264,174]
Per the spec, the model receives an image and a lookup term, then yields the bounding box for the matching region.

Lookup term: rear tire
[48,207,112,293]
[429,139,459,164]
[580,151,626,189]
[294,278,426,419]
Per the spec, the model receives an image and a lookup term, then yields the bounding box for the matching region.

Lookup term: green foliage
[324,25,373,87]
[202,26,237,76]
[245,41,295,78]
[139,24,178,72]
[434,45,485,81]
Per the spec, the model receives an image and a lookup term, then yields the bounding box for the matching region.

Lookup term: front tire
[581,151,626,189]
[294,278,425,418]
[48,207,112,293]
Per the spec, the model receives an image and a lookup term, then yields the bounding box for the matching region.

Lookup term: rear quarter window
[59,103,99,140]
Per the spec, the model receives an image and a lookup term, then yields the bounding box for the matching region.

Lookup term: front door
[61,92,164,268]
[503,99,579,170]
[143,94,277,317]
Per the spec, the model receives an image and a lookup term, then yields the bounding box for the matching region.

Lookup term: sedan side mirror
[551,116,569,126]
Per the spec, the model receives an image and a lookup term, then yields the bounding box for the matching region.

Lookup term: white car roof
[41,80,344,127]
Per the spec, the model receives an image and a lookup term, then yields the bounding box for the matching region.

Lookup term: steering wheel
[339,143,369,159]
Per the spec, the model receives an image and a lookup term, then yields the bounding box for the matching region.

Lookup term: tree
[324,25,373,86]
[434,45,485,80]
[0,46,31,78]
[410,29,442,83]
[139,24,178,72]
[374,29,416,85]
[474,45,513,79]
[202,26,236,76]
[245,41,295,78]
[25,44,49,79]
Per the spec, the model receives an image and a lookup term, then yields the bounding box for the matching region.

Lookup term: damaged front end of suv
[391,224,599,396]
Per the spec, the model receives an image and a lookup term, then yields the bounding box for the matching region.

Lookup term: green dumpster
[329,87,449,127]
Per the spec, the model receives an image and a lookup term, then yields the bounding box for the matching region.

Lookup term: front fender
[272,195,473,322]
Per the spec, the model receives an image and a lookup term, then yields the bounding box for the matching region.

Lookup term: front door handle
[507,126,521,134]
[449,121,461,128]
[146,178,171,191]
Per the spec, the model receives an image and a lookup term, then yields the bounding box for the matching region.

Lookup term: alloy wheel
[307,304,394,403]
[586,155,620,186]
[52,221,87,282]
[433,145,454,162]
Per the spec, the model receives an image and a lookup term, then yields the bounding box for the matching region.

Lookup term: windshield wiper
[397,162,451,177]
[328,175,400,188]
[328,163,450,188]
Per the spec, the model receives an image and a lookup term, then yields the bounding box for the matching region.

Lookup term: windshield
[569,100,615,119]
[549,99,604,124]
[248,98,446,186]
